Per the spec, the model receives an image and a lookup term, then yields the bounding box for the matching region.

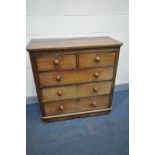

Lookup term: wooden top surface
[27,37,123,51]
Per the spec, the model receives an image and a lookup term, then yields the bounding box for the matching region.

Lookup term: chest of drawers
[27,37,123,121]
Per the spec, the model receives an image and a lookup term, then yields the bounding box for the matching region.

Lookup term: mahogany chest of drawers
[27,37,123,121]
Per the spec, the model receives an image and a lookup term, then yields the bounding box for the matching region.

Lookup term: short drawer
[42,81,112,102]
[43,95,111,116]
[39,67,114,87]
[35,54,76,71]
[79,52,115,69]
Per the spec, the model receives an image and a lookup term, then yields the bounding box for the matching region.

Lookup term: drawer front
[44,95,110,116]
[42,81,112,102]
[35,54,76,71]
[39,67,114,87]
[79,52,115,69]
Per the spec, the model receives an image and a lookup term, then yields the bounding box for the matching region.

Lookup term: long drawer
[39,67,114,87]
[42,81,112,102]
[43,95,111,116]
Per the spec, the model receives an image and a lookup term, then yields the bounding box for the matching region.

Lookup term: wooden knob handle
[91,101,97,107]
[54,59,60,65]
[93,87,98,92]
[57,90,62,96]
[59,105,64,111]
[56,75,61,81]
[94,72,99,78]
[95,56,100,62]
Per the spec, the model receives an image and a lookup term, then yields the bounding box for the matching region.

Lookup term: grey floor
[27,90,129,155]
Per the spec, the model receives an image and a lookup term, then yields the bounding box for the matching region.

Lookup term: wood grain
[27,37,123,51]
[43,95,110,116]
[27,37,122,122]
[39,67,114,87]
[42,109,111,122]
[42,81,112,102]
[79,52,115,68]
[35,54,76,71]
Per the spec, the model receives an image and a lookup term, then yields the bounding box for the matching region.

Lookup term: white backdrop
[26,0,129,97]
